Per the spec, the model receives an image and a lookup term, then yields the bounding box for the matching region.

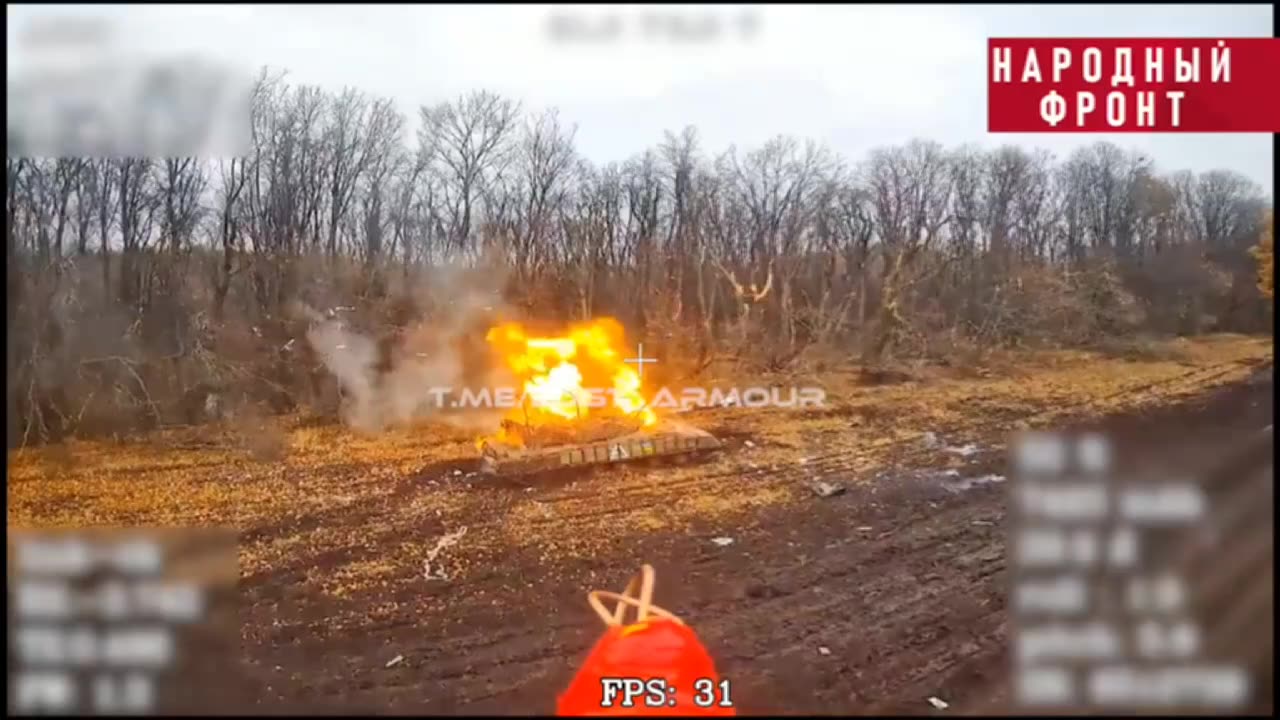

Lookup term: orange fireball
[485,318,657,443]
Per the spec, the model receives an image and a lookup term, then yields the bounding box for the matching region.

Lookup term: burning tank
[475,318,722,478]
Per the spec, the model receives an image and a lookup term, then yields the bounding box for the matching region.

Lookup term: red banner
[987,38,1280,132]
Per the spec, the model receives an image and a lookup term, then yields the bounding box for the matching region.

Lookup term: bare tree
[420,90,521,254]
[357,99,407,269]
[323,88,365,256]
[862,139,953,362]
[512,108,577,282]
[114,158,157,308]
[713,255,773,344]
[213,156,250,320]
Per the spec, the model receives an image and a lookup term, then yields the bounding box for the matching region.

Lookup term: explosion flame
[483,317,658,447]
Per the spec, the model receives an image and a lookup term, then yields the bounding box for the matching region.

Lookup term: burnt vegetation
[6,69,1275,447]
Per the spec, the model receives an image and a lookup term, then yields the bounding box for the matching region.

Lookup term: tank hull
[478,420,722,477]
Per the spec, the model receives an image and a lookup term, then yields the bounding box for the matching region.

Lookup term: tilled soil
[235,371,1273,716]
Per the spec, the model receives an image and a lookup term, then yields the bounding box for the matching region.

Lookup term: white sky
[7,4,1275,194]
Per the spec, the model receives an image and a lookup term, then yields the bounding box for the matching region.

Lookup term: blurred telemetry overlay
[8,14,252,158]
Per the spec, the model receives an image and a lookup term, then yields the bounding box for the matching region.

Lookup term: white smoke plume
[301,261,516,434]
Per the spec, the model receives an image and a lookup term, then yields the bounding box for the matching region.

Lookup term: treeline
[6,69,1274,445]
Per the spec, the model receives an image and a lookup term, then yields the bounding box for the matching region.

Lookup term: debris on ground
[923,430,981,457]
[944,443,980,457]
[711,537,735,547]
[423,526,469,581]
[809,481,846,498]
[817,646,831,656]
[744,440,756,449]
[942,474,1006,493]
[385,655,404,668]
[927,696,949,710]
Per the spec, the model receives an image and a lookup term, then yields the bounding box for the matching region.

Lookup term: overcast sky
[7,4,1275,194]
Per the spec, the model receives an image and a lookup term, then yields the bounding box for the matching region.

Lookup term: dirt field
[7,334,1274,715]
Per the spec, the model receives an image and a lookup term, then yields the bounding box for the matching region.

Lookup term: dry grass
[8,334,1272,599]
